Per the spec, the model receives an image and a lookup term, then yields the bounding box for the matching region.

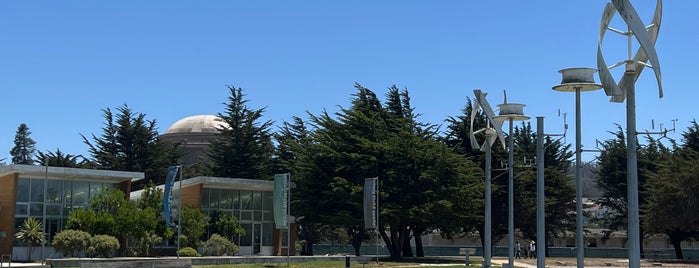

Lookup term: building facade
[0,164,143,261]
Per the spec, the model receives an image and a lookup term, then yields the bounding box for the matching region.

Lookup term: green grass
[193,258,474,268]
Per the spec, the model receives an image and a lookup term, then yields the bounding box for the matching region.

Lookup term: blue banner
[163,166,180,227]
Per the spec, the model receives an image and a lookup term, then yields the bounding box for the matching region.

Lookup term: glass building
[136,176,295,256]
[0,164,143,261]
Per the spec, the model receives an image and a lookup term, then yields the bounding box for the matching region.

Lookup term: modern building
[132,175,296,256]
[0,164,144,261]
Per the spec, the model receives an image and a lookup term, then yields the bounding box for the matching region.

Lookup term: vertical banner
[163,166,180,227]
[273,173,289,229]
[364,177,378,229]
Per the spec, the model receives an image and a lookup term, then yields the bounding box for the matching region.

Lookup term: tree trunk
[301,223,314,256]
[415,233,425,257]
[401,232,413,257]
[670,235,684,259]
[350,228,364,256]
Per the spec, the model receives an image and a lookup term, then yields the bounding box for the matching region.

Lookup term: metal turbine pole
[536,117,545,268]
[626,70,640,268]
[493,93,528,268]
[484,136,492,268]
[553,67,603,268]
[574,87,584,268]
[507,118,515,268]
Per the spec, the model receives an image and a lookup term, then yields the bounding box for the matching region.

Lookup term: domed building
[160,115,228,166]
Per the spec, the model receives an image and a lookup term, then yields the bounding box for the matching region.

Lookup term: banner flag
[364,177,378,229]
[163,166,180,227]
[273,173,289,228]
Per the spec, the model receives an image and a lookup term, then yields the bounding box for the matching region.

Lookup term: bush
[202,234,238,256]
[178,247,200,257]
[89,234,120,258]
[52,229,91,257]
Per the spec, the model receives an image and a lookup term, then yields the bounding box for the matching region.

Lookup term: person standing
[516,241,522,259]
[530,241,537,259]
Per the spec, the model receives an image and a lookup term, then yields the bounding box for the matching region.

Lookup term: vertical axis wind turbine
[469,90,506,268]
[596,1,663,268]
[493,91,529,268]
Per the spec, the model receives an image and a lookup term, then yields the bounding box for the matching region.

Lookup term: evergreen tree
[510,121,575,256]
[81,104,181,190]
[208,86,274,179]
[10,123,37,165]
[36,148,89,168]
[643,121,699,259]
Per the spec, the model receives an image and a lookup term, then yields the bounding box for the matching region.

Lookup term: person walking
[515,241,522,259]
[529,241,537,259]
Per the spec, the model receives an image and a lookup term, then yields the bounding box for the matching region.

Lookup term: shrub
[202,234,238,256]
[52,229,91,257]
[178,247,200,257]
[89,234,120,258]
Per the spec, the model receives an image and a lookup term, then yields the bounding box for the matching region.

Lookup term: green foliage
[209,210,245,241]
[66,187,162,256]
[181,204,210,249]
[81,104,182,190]
[89,234,120,258]
[137,233,164,257]
[177,247,200,257]
[641,121,699,259]
[52,229,91,257]
[208,85,274,179]
[202,234,238,256]
[36,148,89,168]
[15,217,45,261]
[10,123,36,164]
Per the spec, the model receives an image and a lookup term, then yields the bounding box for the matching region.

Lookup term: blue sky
[1,1,696,164]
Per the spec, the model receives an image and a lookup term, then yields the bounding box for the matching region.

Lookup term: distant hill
[567,162,602,199]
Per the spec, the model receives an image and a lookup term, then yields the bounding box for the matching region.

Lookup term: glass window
[232,190,240,209]
[263,211,272,222]
[72,181,90,206]
[89,182,103,199]
[30,179,45,202]
[254,211,262,221]
[46,204,62,216]
[262,191,273,211]
[241,211,252,221]
[15,203,28,217]
[30,203,43,217]
[220,189,233,210]
[47,180,63,204]
[240,191,252,210]
[209,188,221,209]
[17,179,29,202]
[262,223,274,246]
[239,223,252,246]
[63,180,72,204]
[202,188,211,209]
[253,191,262,210]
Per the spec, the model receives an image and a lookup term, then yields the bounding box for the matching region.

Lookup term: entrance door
[253,223,261,254]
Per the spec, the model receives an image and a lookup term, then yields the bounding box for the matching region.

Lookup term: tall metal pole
[177,165,182,259]
[42,160,48,261]
[626,73,640,268]
[287,173,291,267]
[507,119,515,268]
[575,88,584,268]
[536,117,545,268]
[554,68,601,268]
[484,141,492,268]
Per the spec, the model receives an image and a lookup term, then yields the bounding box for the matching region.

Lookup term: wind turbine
[469,89,506,268]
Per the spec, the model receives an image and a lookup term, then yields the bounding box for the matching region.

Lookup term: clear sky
[1,1,696,164]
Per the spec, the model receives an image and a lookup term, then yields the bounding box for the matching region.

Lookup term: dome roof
[164,115,228,134]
